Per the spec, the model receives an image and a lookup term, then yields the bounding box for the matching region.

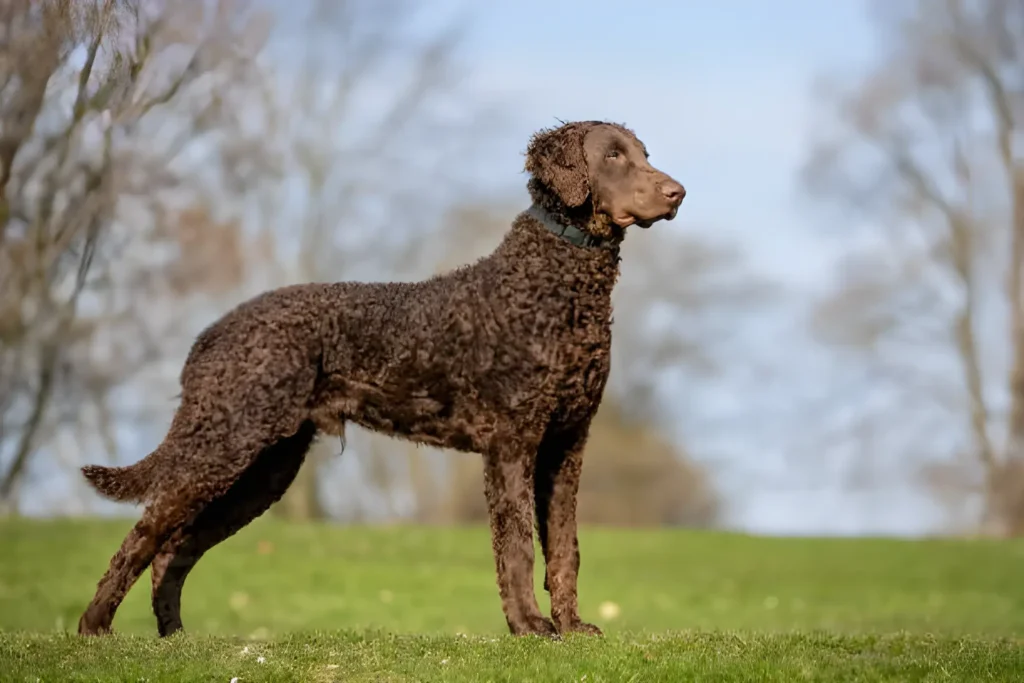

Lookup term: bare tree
[610,226,778,427]
[803,0,1024,535]
[0,0,273,510]
[0,0,497,516]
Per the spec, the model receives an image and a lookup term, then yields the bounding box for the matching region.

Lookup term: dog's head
[524,121,685,234]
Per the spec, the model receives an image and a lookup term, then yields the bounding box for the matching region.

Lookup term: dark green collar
[527,204,610,248]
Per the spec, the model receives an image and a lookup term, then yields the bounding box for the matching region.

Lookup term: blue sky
[462,0,876,285]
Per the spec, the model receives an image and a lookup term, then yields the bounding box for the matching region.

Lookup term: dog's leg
[151,422,317,636]
[79,342,319,637]
[77,492,193,636]
[534,424,601,636]
[483,441,556,638]
[149,528,190,637]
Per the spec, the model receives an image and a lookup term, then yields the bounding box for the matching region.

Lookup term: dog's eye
[606,150,620,159]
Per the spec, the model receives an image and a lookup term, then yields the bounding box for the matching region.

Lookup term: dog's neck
[525,204,613,249]
[500,204,623,299]
[526,179,624,247]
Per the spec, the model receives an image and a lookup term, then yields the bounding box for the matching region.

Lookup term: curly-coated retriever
[77,120,685,639]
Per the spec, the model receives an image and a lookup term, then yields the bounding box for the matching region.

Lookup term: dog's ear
[524,122,592,208]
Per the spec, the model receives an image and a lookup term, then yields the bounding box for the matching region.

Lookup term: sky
[463,0,876,284]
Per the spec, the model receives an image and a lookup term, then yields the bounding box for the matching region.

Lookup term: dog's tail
[81,453,158,504]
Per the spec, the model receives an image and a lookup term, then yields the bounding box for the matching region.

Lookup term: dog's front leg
[534,424,602,636]
[482,441,557,638]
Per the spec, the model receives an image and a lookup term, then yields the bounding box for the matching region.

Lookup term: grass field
[0,517,1022,681]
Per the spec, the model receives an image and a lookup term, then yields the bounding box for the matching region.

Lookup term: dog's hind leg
[78,348,318,637]
[77,485,197,636]
[150,421,318,636]
[78,426,311,637]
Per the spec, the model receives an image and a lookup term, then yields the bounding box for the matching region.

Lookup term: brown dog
[77,120,684,638]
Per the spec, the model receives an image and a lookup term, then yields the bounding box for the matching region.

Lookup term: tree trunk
[995,171,1024,535]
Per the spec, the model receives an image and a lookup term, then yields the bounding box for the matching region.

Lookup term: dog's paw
[511,615,561,639]
[77,615,113,636]
[558,619,603,637]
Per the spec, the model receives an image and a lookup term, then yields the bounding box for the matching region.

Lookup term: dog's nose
[661,180,686,204]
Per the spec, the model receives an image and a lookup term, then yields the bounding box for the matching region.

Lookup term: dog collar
[526,204,610,248]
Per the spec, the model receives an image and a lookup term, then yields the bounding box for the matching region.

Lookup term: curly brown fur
[77,120,684,639]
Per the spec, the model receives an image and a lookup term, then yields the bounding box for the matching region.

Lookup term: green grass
[0,518,1022,681]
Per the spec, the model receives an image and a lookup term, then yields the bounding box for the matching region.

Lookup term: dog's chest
[548,292,613,418]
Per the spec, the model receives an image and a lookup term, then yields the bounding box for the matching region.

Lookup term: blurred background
[2,0,1023,539]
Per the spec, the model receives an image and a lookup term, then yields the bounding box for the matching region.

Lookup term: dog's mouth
[626,206,679,230]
